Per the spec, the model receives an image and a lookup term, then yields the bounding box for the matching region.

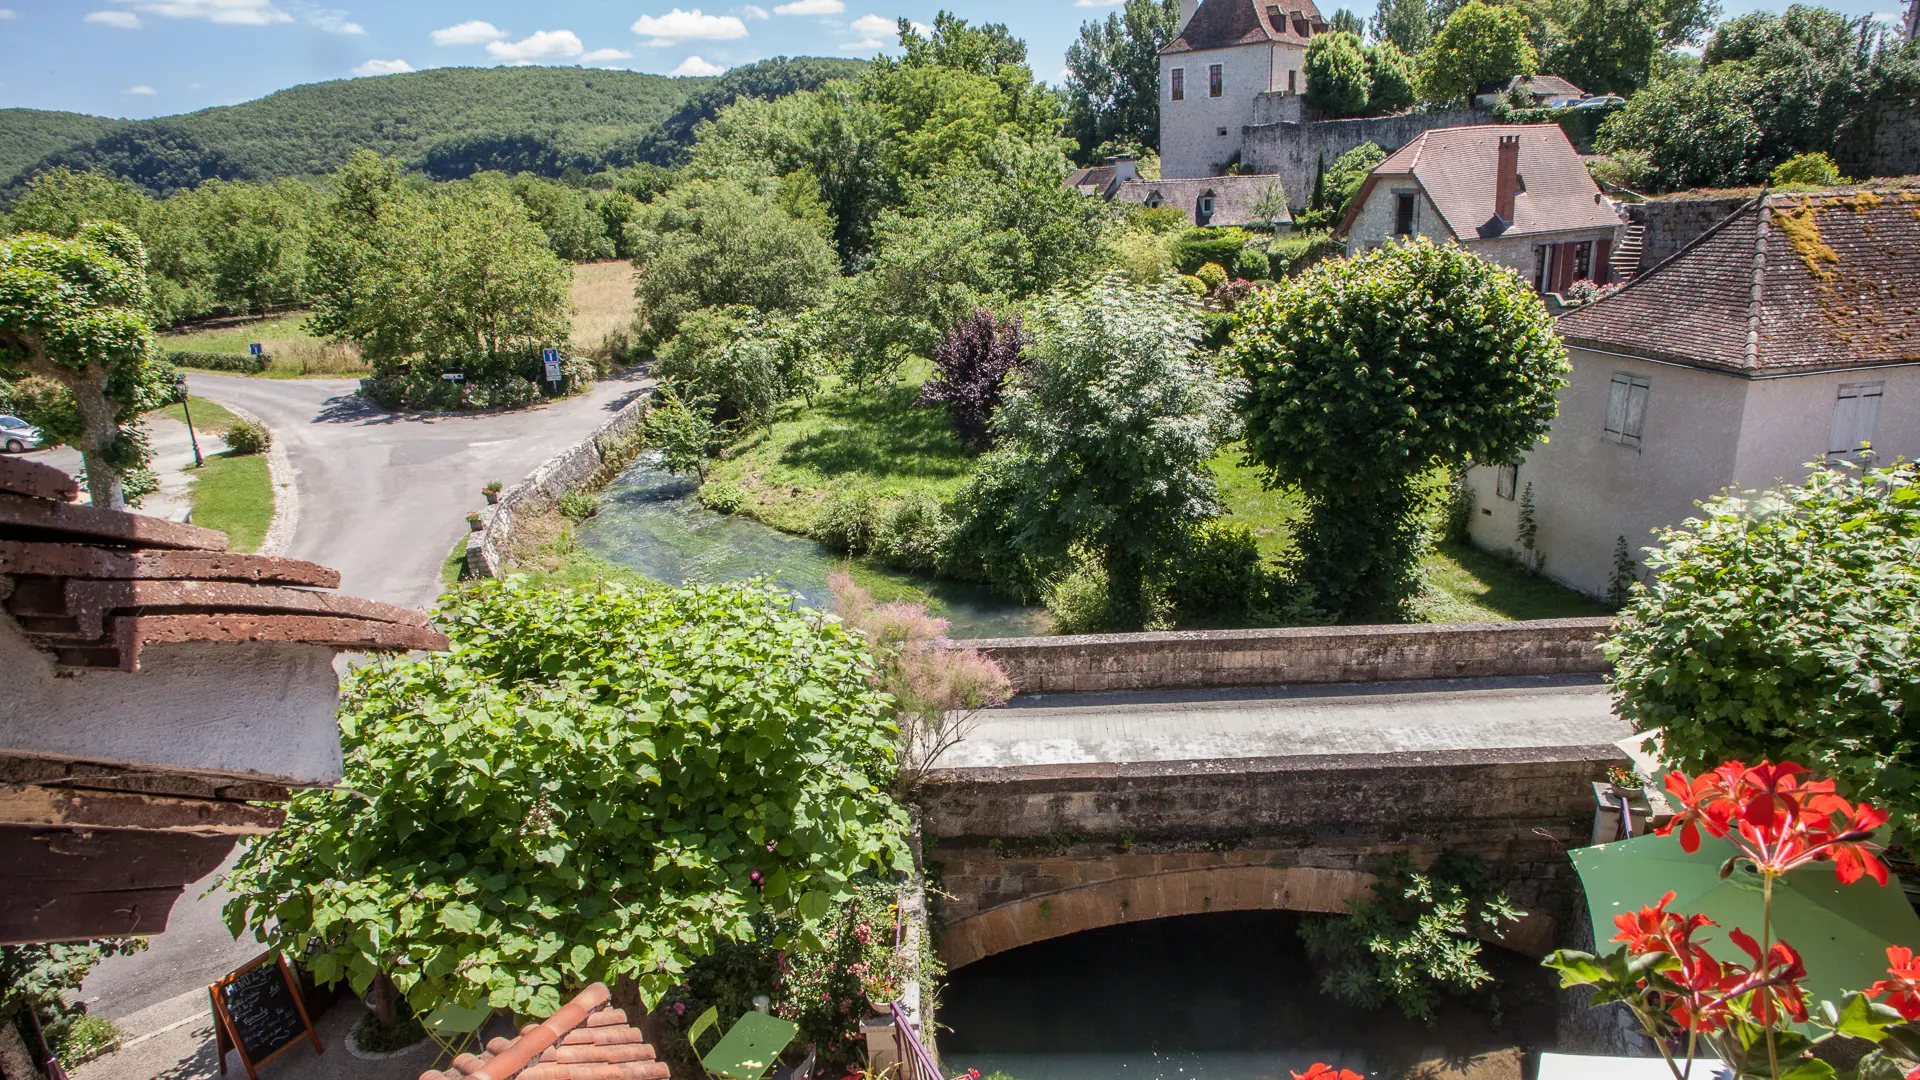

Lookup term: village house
[1473,75,1587,109]
[1064,153,1293,228]
[1465,190,1920,599]
[0,454,446,943]
[1335,123,1624,293]
[1159,0,1328,179]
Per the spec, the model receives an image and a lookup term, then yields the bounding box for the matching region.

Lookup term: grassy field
[704,366,1605,624]
[163,262,639,378]
[152,395,241,432]
[186,452,274,552]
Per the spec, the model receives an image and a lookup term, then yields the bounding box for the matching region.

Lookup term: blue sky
[0,0,1907,120]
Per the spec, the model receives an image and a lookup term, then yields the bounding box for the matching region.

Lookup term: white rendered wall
[1160,43,1306,179]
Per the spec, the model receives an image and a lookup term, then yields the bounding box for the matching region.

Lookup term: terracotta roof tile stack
[1164,0,1327,52]
[0,454,446,670]
[1558,190,1920,372]
[421,984,670,1080]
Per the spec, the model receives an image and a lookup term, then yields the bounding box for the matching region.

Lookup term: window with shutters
[1829,382,1883,457]
[1171,68,1185,100]
[1603,372,1650,447]
[1495,464,1519,500]
[1573,241,1593,281]
[1209,63,1223,97]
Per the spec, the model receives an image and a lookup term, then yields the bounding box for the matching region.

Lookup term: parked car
[1572,94,1626,110]
[1,415,44,453]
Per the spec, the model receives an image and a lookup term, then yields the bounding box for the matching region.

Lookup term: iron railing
[889,1002,977,1080]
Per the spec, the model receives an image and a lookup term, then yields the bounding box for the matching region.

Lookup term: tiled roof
[1557,190,1920,373]
[1478,74,1585,99]
[1338,124,1620,241]
[1065,165,1116,194]
[0,454,445,669]
[1163,0,1326,53]
[421,984,670,1080]
[1113,174,1293,227]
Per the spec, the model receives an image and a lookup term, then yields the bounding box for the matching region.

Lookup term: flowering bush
[1562,279,1623,305]
[1546,761,1920,1080]
[1294,1065,1362,1080]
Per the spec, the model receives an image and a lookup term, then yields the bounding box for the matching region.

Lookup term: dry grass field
[570,260,638,362]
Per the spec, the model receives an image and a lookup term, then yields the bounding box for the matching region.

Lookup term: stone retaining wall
[1242,107,1491,210]
[962,617,1611,695]
[467,393,649,579]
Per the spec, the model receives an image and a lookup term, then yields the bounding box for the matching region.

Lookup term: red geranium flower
[1292,1065,1363,1080]
[1656,760,1889,885]
[1869,946,1920,1021]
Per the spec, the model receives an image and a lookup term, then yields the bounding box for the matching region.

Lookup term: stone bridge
[924,619,1629,969]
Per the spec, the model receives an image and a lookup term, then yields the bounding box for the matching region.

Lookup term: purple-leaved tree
[917,309,1031,454]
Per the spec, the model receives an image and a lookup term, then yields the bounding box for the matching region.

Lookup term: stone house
[1116,173,1294,228]
[1065,154,1141,198]
[1473,75,1586,109]
[1465,191,1920,599]
[1335,123,1624,293]
[1159,0,1328,179]
[0,454,445,943]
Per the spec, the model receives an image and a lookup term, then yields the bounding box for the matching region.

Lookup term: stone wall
[923,744,1622,966]
[1629,196,1750,273]
[1842,100,1920,181]
[1243,107,1492,209]
[961,617,1610,694]
[467,392,649,578]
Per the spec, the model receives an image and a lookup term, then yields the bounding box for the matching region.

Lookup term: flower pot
[484,491,499,505]
[1610,782,1643,801]
[468,516,485,532]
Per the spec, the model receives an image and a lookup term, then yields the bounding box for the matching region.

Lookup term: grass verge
[440,535,469,591]
[151,395,241,433]
[185,452,273,552]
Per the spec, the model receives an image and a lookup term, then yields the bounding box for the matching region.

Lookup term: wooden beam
[0,825,237,943]
[0,786,284,835]
[0,887,186,944]
[0,756,290,803]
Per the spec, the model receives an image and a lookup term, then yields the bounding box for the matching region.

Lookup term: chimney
[1179,0,1199,31]
[1494,134,1520,223]
[1111,153,1140,184]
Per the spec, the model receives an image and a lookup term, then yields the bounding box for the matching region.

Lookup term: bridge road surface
[77,369,650,1024]
[936,673,1629,769]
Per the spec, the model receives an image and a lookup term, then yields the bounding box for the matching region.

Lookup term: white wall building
[1159,0,1327,179]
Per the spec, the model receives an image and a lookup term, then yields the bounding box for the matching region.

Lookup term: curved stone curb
[209,399,300,557]
[342,1017,432,1061]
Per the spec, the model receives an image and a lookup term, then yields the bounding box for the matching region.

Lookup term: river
[575,456,1050,639]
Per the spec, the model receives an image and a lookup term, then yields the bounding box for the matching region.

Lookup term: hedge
[165,350,270,374]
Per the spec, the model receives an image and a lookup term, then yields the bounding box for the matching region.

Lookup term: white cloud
[123,84,158,95]
[487,29,584,60]
[1074,0,1123,7]
[431,19,507,45]
[671,54,726,74]
[844,12,894,46]
[909,18,929,34]
[581,47,634,62]
[1870,10,1901,22]
[0,9,17,18]
[741,5,769,17]
[352,57,414,75]
[307,10,363,34]
[87,9,144,26]
[774,0,844,13]
[631,9,748,44]
[187,80,206,88]
[118,0,293,25]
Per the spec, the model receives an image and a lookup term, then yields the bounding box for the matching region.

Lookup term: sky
[0,0,1908,120]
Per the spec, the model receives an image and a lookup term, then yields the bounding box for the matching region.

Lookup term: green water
[576,456,1051,640]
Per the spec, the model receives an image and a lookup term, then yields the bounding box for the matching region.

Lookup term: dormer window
[1293,14,1311,35]
[1267,5,1283,27]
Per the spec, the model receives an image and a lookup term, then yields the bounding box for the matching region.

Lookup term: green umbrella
[1571,831,1920,1010]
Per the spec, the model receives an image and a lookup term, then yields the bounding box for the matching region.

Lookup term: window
[1216,126,1228,136]
[1208,63,1223,97]
[1197,193,1216,225]
[1604,372,1651,447]
[1495,464,1519,501]
[1288,69,1297,94]
[1171,68,1184,101]
[1267,5,1283,27]
[1534,246,1551,293]
[1573,241,1593,281]
[1393,192,1416,236]
[1829,382,1883,456]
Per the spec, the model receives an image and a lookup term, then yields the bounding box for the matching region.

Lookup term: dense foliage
[0,224,166,507]
[623,58,871,168]
[917,309,1031,453]
[1,940,145,1066]
[1370,0,1434,54]
[1419,1,1540,104]
[1609,462,1920,834]
[1300,854,1519,1026]
[1305,32,1376,118]
[224,579,913,1016]
[1063,0,1184,159]
[1230,239,1566,619]
[0,109,131,187]
[952,277,1238,627]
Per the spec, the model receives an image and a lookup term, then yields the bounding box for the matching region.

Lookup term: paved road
[937,674,1628,769]
[78,371,649,1026]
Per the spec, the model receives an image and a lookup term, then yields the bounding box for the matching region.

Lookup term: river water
[939,911,1557,1080]
[575,456,1050,639]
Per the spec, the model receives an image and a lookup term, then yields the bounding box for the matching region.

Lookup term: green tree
[1367,42,1420,113]
[1330,8,1367,35]
[1230,239,1565,618]
[655,306,791,429]
[1064,0,1183,158]
[1419,1,1540,104]
[505,173,617,261]
[1305,32,1375,117]
[0,225,163,508]
[1322,142,1387,219]
[2,940,146,1068]
[1547,0,1717,96]
[306,150,415,349]
[162,177,316,318]
[647,388,721,481]
[1370,0,1434,54]
[953,276,1239,627]
[625,178,838,350]
[224,578,912,1016]
[3,167,148,238]
[1608,462,1920,834]
[1770,150,1844,186]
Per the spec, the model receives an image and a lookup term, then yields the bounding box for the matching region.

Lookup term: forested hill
[0,110,132,184]
[2,57,868,194]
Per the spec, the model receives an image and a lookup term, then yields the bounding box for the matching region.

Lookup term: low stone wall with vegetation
[467,393,649,578]
[961,617,1612,694]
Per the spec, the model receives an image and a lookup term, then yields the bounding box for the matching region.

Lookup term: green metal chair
[686,1006,799,1080]
[422,1001,494,1069]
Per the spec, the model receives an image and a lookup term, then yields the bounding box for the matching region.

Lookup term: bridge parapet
[960,618,1611,695]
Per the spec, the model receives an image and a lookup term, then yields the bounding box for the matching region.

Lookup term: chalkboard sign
[210,953,322,1079]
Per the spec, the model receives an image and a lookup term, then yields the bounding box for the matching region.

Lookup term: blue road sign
[249,343,263,356]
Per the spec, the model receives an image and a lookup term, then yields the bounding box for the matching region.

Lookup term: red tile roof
[0,454,446,669]
[1163,0,1326,53]
[1336,124,1620,241]
[421,984,670,1080]
[1557,190,1920,373]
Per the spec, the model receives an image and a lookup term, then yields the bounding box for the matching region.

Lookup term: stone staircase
[1610,222,1646,280]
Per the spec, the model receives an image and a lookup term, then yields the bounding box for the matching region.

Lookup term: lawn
[151,395,241,433]
[705,366,1606,625]
[186,452,274,552]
